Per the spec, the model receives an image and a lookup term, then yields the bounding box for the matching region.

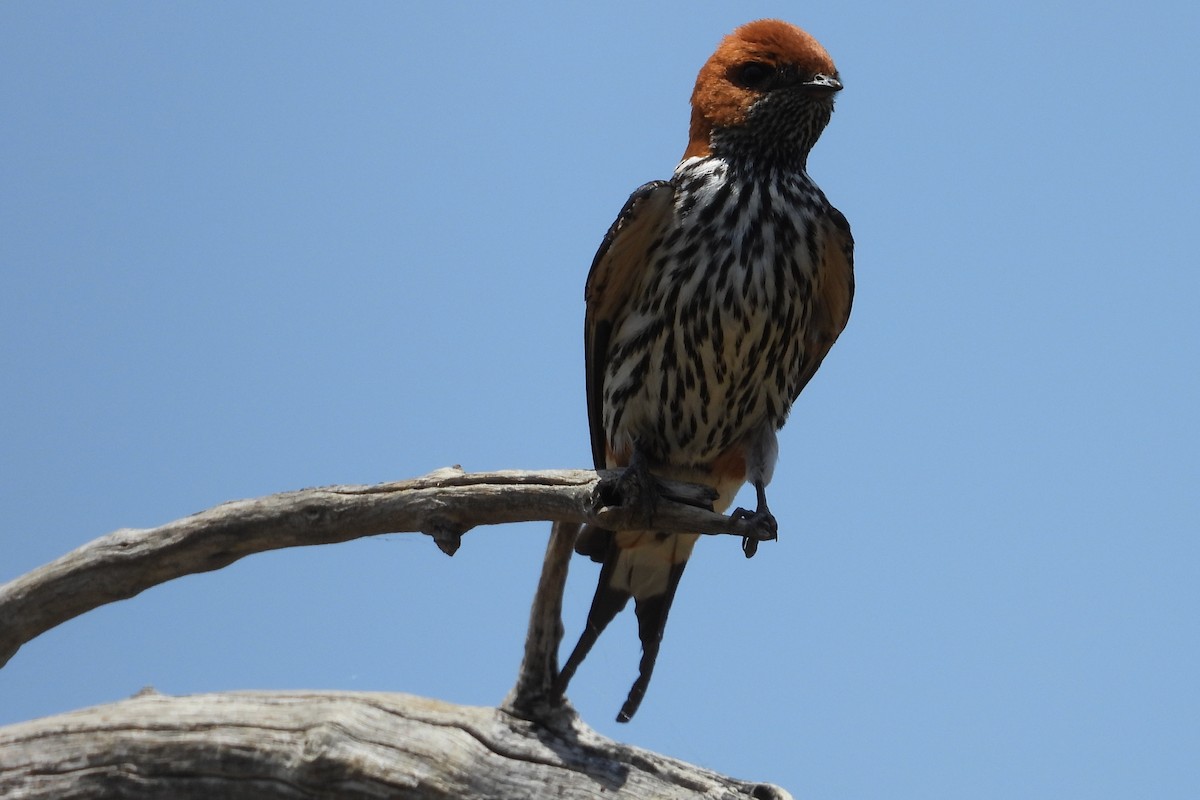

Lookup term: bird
[555,19,854,723]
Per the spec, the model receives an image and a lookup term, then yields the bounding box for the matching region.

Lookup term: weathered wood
[0,467,789,798]
[0,690,791,799]
[0,467,766,669]
[504,520,577,719]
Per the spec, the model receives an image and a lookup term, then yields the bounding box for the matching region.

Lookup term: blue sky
[2,2,1197,797]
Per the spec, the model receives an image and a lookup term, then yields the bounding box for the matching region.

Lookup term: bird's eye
[733,61,774,89]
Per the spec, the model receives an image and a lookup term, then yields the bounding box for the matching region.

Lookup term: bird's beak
[802,73,843,95]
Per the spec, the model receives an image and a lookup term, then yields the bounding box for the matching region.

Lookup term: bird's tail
[557,525,697,722]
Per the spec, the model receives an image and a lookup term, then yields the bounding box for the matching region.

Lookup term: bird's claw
[595,455,659,527]
[732,506,778,559]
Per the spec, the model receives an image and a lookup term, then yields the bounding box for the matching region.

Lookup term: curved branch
[0,467,765,669]
[0,690,791,799]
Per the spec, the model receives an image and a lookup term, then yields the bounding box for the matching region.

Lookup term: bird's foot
[595,453,659,527]
[733,482,777,558]
[733,507,777,558]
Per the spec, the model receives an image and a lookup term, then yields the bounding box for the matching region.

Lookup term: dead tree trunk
[0,467,788,799]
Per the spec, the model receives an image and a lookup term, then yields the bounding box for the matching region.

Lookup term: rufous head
[684,19,841,166]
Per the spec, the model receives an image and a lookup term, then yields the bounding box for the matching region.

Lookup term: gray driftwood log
[0,467,788,799]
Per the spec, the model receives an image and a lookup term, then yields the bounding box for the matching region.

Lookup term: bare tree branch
[504,520,577,720]
[0,467,764,670]
[0,690,791,799]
